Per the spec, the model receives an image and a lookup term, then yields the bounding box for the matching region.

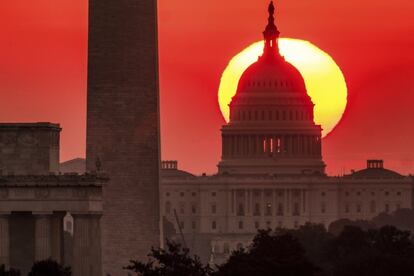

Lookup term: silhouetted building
[0,123,105,275]
[0,123,60,175]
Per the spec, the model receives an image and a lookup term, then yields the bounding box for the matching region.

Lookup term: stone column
[51,213,65,263]
[0,213,10,267]
[222,135,226,158]
[303,135,308,156]
[244,189,248,215]
[256,136,261,156]
[231,135,235,157]
[34,213,52,261]
[265,137,270,156]
[72,214,102,276]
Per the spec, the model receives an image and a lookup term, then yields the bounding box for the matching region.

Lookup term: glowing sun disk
[218,38,348,137]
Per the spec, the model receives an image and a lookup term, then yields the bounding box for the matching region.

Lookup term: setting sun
[218,38,348,137]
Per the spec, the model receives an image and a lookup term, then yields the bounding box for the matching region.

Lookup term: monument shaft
[86,1,161,274]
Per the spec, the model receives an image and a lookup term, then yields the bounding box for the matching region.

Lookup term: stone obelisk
[86,1,160,275]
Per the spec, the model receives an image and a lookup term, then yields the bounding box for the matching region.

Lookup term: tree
[328,219,374,236]
[0,265,20,276]
[328,225,414,276]
[28,259,71,276]
[286,223,333,271]
[124,240,211,276]
[372,208,414,232]
[214,230,321,276]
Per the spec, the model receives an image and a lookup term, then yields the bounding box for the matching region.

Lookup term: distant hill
[60,158,86,174]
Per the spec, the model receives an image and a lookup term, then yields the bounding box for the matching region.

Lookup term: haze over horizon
[1,0,413,175]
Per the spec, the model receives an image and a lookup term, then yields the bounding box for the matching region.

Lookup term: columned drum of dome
[218,2,325,176]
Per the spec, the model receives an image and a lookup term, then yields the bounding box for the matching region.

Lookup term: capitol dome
[237,52,307,95]
[230,1,312,110]
[218,1,326,176]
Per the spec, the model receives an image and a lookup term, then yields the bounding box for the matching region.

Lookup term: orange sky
[0,0,413,175]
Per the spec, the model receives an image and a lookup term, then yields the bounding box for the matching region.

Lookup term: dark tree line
[126,222,414,276]
[0,259,70,276]
[4,209,414,276]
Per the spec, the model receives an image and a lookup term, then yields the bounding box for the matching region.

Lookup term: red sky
[1,0,413,175]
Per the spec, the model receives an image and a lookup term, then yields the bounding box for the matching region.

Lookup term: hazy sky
[1,0,413,175]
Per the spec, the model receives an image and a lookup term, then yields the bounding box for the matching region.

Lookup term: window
[357,191,361,196]
[345,192,349,197]
[385,191,389,196]
[396,203,401,210]
[212,192,216,197]
[397,192,401,196]
[211,204,217,214]
[191,203,197,214]
[192,221,196,230]
[357,204,362,213]
[370,201,376,213]
[278,221,283,228]
[255,221,260,229]
[237,203,245,216]
[265,203,272,216]
[385,204,390,213]
[180,192,184,197]
[293,203,300,216]
[277,204,284,216]
[254,203,261,216]
[179,202,185,214]
[266,221,271,228]
[294,221,299,228]
[212,221,217,230]
[321,192,326,197]
[165,202,171,214]
[371,192,375,196]
[238,221,244,230]
[166,192,170,197]
[321,203,326,214]
[345,204,350,213]
[192,192,197,197]
[180,221,185,230]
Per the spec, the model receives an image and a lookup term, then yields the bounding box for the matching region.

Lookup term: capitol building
[160,2,414,263]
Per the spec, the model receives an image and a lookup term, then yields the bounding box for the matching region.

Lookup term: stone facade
[86,0,161,275]
[0,123,60,175]
[0,174,105,275]
[160,161,414,264]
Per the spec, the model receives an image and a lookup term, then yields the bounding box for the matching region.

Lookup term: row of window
[167,201,402,216]
[165,191,217,197]
[246,79,298,89]
[233,109,311,122]
[343,202,401,214]
[180,220,286,232]
[166,202,303,216]
[236,202,300,216]
[343,191,402,197]
[166,190,403,199]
